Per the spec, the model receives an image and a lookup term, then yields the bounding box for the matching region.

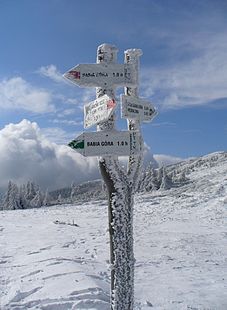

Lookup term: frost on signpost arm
[124,48,144,188]
[96,43,126,185]
[96,44,135,310]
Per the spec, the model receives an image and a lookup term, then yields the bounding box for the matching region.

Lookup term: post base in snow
[99,159,135,310]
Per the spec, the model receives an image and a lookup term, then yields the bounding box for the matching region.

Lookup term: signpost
[121,94,157,122]
[68,130,141,157]
[63,63,137,88]
[84,95,116,128]
[63,43,157,310]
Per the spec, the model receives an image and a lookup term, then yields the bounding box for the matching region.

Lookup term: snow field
[0,152,227,309]
[0,203,110,309]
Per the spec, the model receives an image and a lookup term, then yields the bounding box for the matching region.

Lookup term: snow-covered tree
[25,181,37,201]
[30,189,43,208]
[19,184,29,209]
[174,170,189,186]
[143,165,152,191]
[43,189,51,206]
[3,181,20,210]
[70,182,76,201]
[3,180,49,210]
[57,194,62,204]
[159,167,174,190]
[137,162,158,192]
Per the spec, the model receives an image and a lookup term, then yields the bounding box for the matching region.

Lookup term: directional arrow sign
[68,130,141,157]
[121,95,157,122]
[63,63,136,88]
[84,95,116,129]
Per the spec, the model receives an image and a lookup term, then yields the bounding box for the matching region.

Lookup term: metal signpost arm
[96,44,134,310]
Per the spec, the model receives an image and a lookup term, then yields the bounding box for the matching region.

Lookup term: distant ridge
[49,151,227,204]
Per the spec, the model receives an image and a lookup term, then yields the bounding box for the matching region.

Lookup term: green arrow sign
[68,131,142,157]
[68,139,85,149]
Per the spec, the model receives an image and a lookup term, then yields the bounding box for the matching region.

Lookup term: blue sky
[0,0,227,160]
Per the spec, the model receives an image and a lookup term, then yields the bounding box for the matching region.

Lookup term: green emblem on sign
[68,139,85,149]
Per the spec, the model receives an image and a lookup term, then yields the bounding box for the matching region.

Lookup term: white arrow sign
[121,95,157,122]
[68,130,141,157]
[63,63,136,88]
[84,95,116,129]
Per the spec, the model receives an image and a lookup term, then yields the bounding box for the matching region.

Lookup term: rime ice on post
[64,43,157,310]
[97,43,137,310]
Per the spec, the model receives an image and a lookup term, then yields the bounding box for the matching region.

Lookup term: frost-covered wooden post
[96,44,143,309]
[95,44,118,300]
[63,43,156,310]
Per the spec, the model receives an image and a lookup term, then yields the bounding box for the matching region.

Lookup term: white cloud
[38,64,65,83]
[52,119,83,126]
[142,33,227,109]
[153,154,185,167]
[0,77,54,113]
[143,143,158,167]
[82,89,96,104]
[40,127,77,145]
[0,120,99,191]
[59,108,77,116]
[0,120,160,191]
[66,89,95,110]
[38,64,96,111]
[151,122,176,128]
[119,143,158,169]
[38,64,97,110]
[66,98,79,105]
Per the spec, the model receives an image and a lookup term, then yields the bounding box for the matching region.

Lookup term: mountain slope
[0,151,227,309]
[51,151,227,202]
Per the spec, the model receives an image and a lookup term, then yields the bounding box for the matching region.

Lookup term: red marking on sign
[107,99,115,109]
[69,70,80,79]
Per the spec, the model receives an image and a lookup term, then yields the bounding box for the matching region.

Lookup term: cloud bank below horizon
[0,120,99,191]
[0,119,185,192]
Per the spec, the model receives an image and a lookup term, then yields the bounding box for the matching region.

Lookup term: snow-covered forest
[1,181,50,210]
[2,151,223,210]
[1,159,189,210]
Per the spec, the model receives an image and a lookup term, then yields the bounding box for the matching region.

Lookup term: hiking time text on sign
[84,95,116,129]
[121,94,157,122]
[68,130,142,157]
[63,63,137,88]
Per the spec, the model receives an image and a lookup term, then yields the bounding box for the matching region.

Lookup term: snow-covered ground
[1,154,227,309]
